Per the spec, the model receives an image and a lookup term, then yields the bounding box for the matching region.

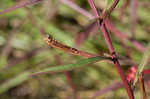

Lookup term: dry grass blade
[138,73,147,99]
[133,43,150,86]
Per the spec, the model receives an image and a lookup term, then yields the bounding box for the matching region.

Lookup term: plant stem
[0,0,43,15]
[87,0,134,98]
[138,73,147,99]
[90,82,123,99]
[133,43,150,85]
[105,19,146,52]
[100,23,134,99]
[101,0,120,20]
[59,0,94,20]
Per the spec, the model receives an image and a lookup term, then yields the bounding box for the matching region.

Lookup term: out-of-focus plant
[0,0,150,99]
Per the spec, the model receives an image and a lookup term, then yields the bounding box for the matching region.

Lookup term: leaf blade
[32,56,111,75]
[133,43,150,86]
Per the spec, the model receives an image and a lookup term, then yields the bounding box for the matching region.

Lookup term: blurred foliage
[0,0,150,99]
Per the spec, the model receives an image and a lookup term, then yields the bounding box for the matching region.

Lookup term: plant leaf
[133,43,150,86]
[0,72,30,94]
[32,56,111,75]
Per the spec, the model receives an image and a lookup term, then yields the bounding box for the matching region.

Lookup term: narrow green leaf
[133,43,150,86]
[32,56,111,75]
[0,72,30,94]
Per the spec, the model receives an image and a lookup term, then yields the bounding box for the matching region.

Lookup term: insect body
[44,35,79,53]
[44,35,112,60]
[43,35,97,58]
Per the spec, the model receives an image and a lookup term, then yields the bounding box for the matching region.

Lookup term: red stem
[102,0,120,19]
[105,18,146,52]
[87,0,99,18]
[59,0,94,20]
[108,0,120,13]
[0,0,43,15]
[88,0,134,99]
[100,23,134,99]
[100,24,114,53]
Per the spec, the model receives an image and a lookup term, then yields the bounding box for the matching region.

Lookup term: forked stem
[87,0,134,98]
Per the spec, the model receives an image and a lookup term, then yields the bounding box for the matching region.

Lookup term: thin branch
[87,0,99,18]
[100,0,120,21]
[87,0,134,98]
[100,23,134,99]
[0,0,43,15]
[138,73,147,99]
[107,0,120,15]
[90,82,123,99]
[59,0,94,20]
[105,18,146,52]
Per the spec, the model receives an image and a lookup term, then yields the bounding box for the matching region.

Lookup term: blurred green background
[0,0,150,99]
